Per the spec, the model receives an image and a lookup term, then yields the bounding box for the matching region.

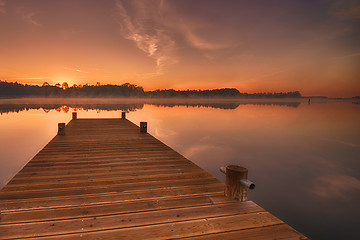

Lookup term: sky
[0,0,359,97]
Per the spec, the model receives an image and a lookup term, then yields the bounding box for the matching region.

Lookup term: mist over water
[0,97,305,114]
[0,99,359,240]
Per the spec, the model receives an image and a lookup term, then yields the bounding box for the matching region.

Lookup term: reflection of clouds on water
[321,138,360,148]
[313,174,360,201]
[154,126,177,139]
[184,144,226,159]
[293,153,358,195]
[183,143,238,180]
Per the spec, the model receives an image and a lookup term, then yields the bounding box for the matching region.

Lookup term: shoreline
[0,97,358,104]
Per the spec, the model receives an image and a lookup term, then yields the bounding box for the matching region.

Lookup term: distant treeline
[0,81,144,98]
[147,89,302,98]
[0,81,302,98]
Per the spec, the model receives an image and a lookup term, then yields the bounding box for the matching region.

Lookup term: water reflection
[0,98,303,114]
[0,103,144,114]
[0,100,359,240]
[149,101,301,109]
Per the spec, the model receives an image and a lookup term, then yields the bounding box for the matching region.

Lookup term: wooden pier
[0,115,307,239]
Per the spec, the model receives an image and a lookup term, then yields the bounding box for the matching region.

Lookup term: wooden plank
[0,202,263,238]
[4,171,210,190]
[176,224,309,240]
[0,177,219,200]
[1,184,224,211]
[0,202,264,239]
[6,168,204,185]
[5,212,283,240]
[12,163,200,178]
[24,156,188,166]
[1,193,229,224]
[18,161,197,174]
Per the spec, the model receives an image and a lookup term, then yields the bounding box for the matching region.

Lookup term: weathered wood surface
[0,118,307,239]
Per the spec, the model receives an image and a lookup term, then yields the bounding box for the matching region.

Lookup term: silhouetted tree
[62,82,69,90]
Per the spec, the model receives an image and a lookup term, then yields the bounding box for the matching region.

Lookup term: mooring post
[121,112,126,119]
[140,122,147,133]
[72,112,77,120]
[58,123,66,136]
[221,165,254,201]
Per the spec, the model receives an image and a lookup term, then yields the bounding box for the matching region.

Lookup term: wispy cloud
[334,52,360,60]
[181,24,228,51]
[115,0,178,73]
[114,0,236,72]
[23,12,41,26]
[14,77,48,80]
[64,67,89,74]
[0,0,6,14]
[313,174,360,201]
[332,0,360,19]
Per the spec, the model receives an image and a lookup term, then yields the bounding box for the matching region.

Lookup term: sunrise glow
[0,0,359,97]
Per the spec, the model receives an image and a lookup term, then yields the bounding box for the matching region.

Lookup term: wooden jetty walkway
[0,114,307,239]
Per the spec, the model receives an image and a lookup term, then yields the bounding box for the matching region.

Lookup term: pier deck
[0,118,307,239]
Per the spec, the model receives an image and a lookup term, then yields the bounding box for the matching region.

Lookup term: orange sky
[0,0,359,97]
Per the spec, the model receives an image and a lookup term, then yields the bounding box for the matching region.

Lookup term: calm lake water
[0,98,359,240]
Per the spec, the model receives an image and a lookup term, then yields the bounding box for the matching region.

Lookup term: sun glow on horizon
[0,0,359,98]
